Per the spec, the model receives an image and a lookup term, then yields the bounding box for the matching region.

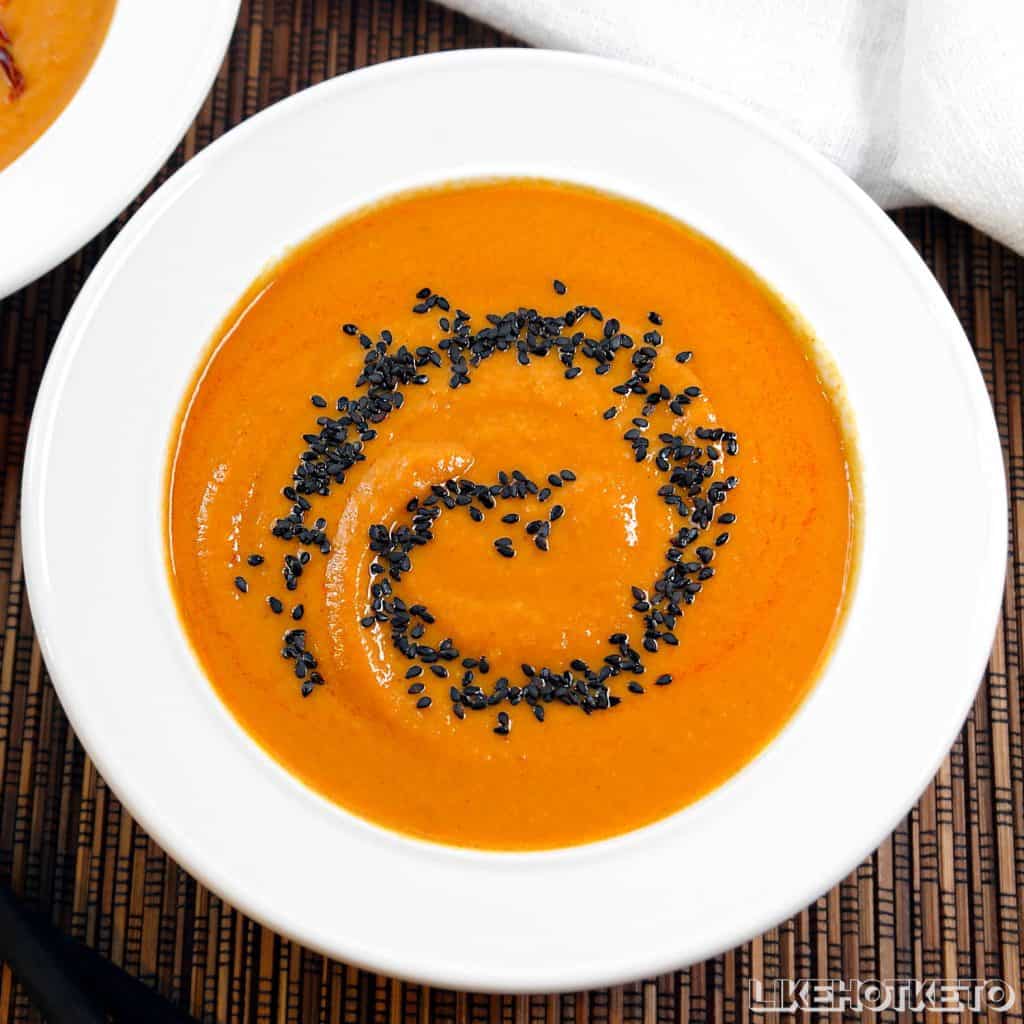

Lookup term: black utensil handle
[0,884,107,1024]
[58,930,200,1023]
[0,882,200,1023]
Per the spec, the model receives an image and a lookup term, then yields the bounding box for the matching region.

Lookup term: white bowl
[22,50,1006,991]
[0,0,240,298]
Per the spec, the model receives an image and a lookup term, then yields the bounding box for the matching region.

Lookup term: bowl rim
[0,0,240,299]
[21,48,1007,991]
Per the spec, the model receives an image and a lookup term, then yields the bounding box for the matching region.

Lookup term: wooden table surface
[1,2,1022,1020]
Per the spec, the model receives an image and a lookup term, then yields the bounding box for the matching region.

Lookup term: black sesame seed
[648,311,663,325]
[416,696,432,709]
[603,406,618,420]
[234,576,248,594]
[291,604,304,620]
[715,532,730,546]
[501,513,520,524]
[675,351,693,364]
[553,279,567,295]
[310,394,327,408]
[627,682,645,695]
[247,554,264,567]
[406,665,423,679]
[408,682,425,694]
[655,674,672,686]
[267,596,283,614]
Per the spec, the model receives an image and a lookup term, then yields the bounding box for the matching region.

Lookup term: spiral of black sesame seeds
[235,281,739,734]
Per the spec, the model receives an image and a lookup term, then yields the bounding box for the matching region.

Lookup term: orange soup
[0,0,116,171]
[167,180,856,850]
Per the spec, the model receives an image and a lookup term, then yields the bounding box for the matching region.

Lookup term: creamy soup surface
[0,0,117,171]
[168,180,856,850]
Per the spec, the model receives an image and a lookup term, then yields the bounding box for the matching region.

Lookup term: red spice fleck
[0,10,24,101]
[0,46,23,100]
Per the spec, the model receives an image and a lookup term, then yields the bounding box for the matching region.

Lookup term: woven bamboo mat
[1,1,1023,1021]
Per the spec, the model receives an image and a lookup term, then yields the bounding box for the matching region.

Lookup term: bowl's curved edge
[0,0,241,299]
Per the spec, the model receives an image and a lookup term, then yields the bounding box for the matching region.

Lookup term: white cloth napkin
[441,0,1024,255]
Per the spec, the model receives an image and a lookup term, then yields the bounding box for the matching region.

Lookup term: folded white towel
[442,0,1024,254]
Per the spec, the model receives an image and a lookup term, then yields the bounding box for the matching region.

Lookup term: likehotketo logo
[747,978,1015,1015]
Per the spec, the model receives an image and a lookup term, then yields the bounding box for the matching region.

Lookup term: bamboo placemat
[1,2,1022,1021]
